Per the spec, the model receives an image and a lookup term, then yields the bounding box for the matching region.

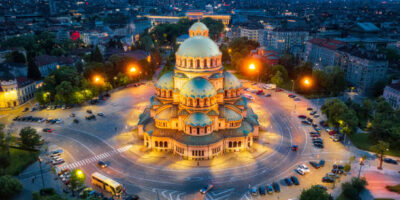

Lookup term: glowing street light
[249,63,256,70]
[92,75,103,84]
[303,78,311,86]
[130,66,137,73]
[76,169,84,178]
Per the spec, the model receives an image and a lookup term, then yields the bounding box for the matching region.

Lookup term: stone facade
[138,22,260,160]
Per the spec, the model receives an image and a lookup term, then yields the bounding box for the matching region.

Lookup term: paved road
[10,81,352,200]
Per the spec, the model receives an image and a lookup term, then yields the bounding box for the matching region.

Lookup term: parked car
[259,186,266,195]
[284,177,293,186]
[319,160,325,167]
[291,145,298,151]
[307,107,313,111]
[383,158,398,165]
[319,121,328,127]
[309,161,320,169]
[295,168,305,175]
[265,93,271,97]
[327,172,340,179]
[288,94,296,98]
[332,169,344,174]
[294,97,301,101]
[291,176,300,185]
[322,176,334,183]
[276,88,283,92]
[315,184,328,191]
[310,111,317,115]
[307,118,313,123]
[43,128,53,133]
[298,164,310,173]
[298,115,307,119]
[272,182,280,192]
[314,143,324,148]
[266,184,273,194]
[302,120,311,125]
[314,114,320,118]
[200,184,214,194]
[251,187,257,196]
[97,112,104,116]
[86,109,92,114]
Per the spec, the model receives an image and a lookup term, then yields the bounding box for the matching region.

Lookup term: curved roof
[190,22,209,32]
[155,107,174,120]
[176,36,221,58]
[223,71,242,90]
[175,72,188,78]
[209,72,224,79]
[221,107,242,121]
[185,112,212,127]
[155,71,174,90]
[180,77,216,98]
[235,96,248,108]
[150,96,161,106]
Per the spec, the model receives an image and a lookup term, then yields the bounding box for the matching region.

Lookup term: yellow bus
[91,172,123,196]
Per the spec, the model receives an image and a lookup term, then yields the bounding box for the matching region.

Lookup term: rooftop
[308,38,345,50]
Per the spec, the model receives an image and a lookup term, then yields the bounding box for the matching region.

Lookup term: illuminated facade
[138,22,259,160]
[0,77,37,109]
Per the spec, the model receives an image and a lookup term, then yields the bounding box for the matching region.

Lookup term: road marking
[59,144,132,170]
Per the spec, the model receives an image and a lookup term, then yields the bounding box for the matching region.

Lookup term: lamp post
[248,63,260,83]
[358,157,365,178]
[291,80,295,92]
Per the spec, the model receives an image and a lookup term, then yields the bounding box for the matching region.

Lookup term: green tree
[342,182,358,200]
[27,51,42,81]
[201,17,224,40]
[90,46,103,63]
[371,140,390,169]
[0,175,22,199]
[0,124,10,171]
[69,169,85,196]
[299,185,331,200]
[271,71,284,87]
[321,98,358,134]
[19,127,41,149]
[6,51,26,63]
[325,66,346,96]
[344,163,351,172]
[55,81,74,104]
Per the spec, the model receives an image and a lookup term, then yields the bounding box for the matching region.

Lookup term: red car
[256,90,264,95]
[43,128,53,133]
[291,145,298,151]
[276,88,283,92]
[329,130,336,135]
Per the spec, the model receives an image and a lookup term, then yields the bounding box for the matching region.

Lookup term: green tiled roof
[223,71,242,90]
[245,108,259,126]
[207,110,219,116]
[155,71,174,89]
[185,112,212,127]
[150,95,161,106]
[220,106,242,121]
[155,106,177,120]
[181,77,217,98]
[175,132,222,146]
[235,96,248,108]
[209,72,223,79]
[178,109,190,116]
[176,36,221,58]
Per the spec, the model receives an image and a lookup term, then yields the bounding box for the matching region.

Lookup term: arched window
[184,59,187,67]
[190,127,192,134]
[233,141,237,147]
[224,90,228,97]
[196,99,200,107]
[204,59,207,68]
[155,141,158,147]
[160,142,163,147]
[164,141,168,148]
[190,59,193,68]
[197,59,200,68]
[238,141,242,147]
[189,98,193,106]
[204,98,208,106]
[229,141,232,148]
[169,90,172,97]
[197,127,200,135]
[210,58,213,67]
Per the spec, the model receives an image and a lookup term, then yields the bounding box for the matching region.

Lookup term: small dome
[190,22,209,32]
[185,112,212,127]
[155,71,174,89]
[176,36,221,58]
[221,107,242,121]
[150,96,161,106]
[181,77,217,98]
[223,71,242,90]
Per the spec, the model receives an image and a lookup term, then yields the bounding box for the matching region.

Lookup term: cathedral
[138,22,259,160]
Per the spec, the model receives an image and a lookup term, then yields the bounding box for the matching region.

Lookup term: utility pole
[38,156,45,189]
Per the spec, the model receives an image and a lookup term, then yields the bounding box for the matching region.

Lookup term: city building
[304,38,345,70]
[265,28,309,54]
[138,22,259,160]
[35,55,59,77]
[383,80,400,109]
[250,47,279,66]
[338,45,388,95]
[146,12,230,26]
[239,23,265,46]
[0,77,37,109]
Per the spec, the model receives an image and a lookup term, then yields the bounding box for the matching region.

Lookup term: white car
[298,164,310,173]
[295,168,305,175]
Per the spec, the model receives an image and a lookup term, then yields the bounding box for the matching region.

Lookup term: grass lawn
[4,148,39,175]
[349,133,400,157]
[386,184,400,194]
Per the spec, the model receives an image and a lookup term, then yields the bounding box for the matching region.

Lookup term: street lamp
[302,77,312,87]
[76,169,84,178]
[358,157,365,178]
[38,156,45,189]
[249,63,256,70]
[93,75,103,84]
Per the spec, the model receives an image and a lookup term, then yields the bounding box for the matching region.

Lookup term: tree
[90,46,103,63]
[325,66,346,96]
[55,81,74,104]
[0,175,22,199]
[371,140,390,170]
[6,51,26,63]
[19,127,41,149]
[201,17,224,40]
[342,182,358,200]
[69,169,85,196]
[27,51,42,81]
[321,98,358,134]
[300,185,331,200]
[344,163,351,172]
[271,71,284,87]
[0,124,10,171]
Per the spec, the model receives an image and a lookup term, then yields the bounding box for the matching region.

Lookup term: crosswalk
[58,145,132,170]
[205,188,235,200]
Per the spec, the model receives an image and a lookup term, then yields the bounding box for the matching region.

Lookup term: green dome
[190,22,209,32]
[176,36,221,58]
[209,72,223,79]
[223,71,242,90]
[181,77,217,98]
[155,71,174,89]
[185,112,212,127]
[221,107,242,121]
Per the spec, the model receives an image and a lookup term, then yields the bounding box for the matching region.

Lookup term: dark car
[306,118,313,123]
[291,176,299,185]
[333,164,338,169]
[337,165,344,170]
[302,121,311,125]
[266,184,273,194]
[307,107,313,111]
[86,109,93,114]
[284,177,293,186]
[259,186,266,195]
[272,182,280,192]
[309,161,320,169]
[319,160,325,167]
[314,143,324,148]
[332,169,344,174]
[97,161,108,168]
[73,119,79,123]
[319,121,328,127]
[291,145,298,151]
[315,184,328,191]
[43,128,53,133]
[383,158,398,165]
[298,115,307,119]
[322,176,334,183]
